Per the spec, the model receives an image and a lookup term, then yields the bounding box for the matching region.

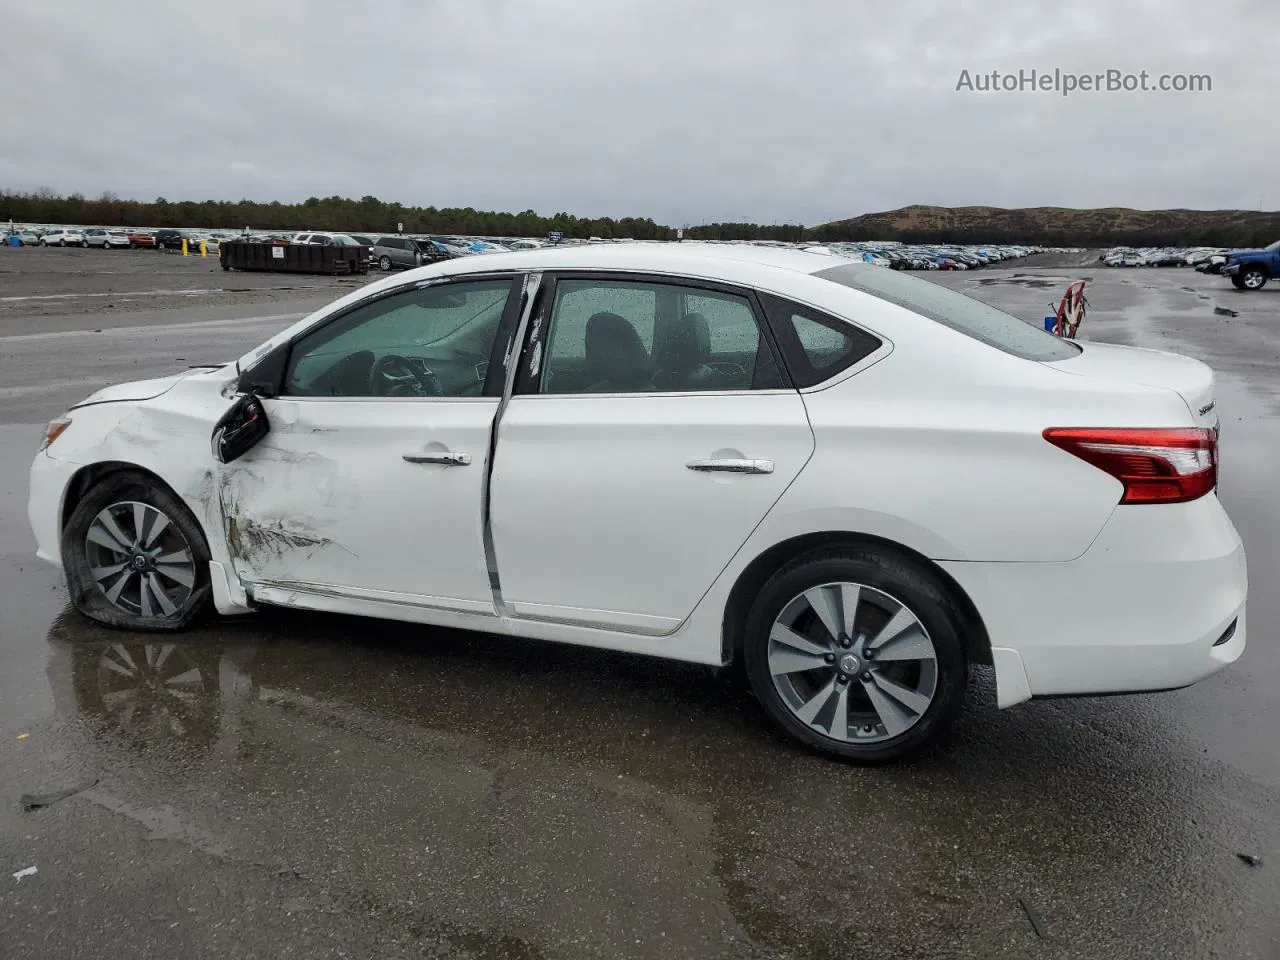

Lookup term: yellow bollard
[199,240,207,256]
[181,238,188,256]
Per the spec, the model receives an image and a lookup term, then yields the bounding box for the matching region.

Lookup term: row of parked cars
[1098,246,1231,268]
[1097,242,1280,290]
[5,226,226,250]
[256,232,530,271]
[795,241,1047,270]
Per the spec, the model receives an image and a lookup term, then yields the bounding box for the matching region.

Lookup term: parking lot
[1,250,1277,958]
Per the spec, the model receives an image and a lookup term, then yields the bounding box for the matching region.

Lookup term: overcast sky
[1,0,1273,225]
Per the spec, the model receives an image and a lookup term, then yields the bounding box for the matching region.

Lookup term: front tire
[62,472,212,632]
[379,254,392,271]
[1240,266,1268,290]
[743,546,968,764]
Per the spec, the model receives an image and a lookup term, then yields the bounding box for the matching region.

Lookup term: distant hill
[811,205,1280,248]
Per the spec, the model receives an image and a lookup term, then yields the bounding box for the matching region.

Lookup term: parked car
[27,245,1245,763]
[371,235,428,271]
[128,232,157,249]
[83,228,132,249]
[293,232,348,245]
[152,229,200,251]
[40,228,85,247]
[1221,240,1280,291]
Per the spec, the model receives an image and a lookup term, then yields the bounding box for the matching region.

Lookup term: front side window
[534,278,783,394]
[284,279,513,398]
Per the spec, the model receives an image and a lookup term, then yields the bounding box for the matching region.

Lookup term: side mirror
[211,391,270,464]
[236,341,289,397]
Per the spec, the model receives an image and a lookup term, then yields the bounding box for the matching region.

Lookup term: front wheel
[62,472,212,631]
[379,255,392,271]
[1240,266,1268,290]
[743,546,968,763]
[81,239,89,248]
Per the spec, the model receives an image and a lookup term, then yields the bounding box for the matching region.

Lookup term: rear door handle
[403,451,471,466]
[686,458,774,474]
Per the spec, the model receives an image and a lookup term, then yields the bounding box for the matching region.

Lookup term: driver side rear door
[220,275,523,615]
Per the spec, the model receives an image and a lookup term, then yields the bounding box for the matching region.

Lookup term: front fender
[37,392,236,585]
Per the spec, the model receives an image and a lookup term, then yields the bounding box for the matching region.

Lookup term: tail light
[1043,427,1217,504]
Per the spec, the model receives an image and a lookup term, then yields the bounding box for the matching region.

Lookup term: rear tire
[743,546,968,764]
[62,472,212,632]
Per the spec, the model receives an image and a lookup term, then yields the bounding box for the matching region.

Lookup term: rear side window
[759,292,883,388]
[813,263,1079,361]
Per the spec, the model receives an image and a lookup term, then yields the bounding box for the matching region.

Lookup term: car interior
[282,282,510,398]
[537,282,784,394]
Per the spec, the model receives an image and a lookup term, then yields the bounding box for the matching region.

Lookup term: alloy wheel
[84,501,197,618]
[768,581,938,744]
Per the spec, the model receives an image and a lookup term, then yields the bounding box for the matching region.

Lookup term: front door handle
[686,458,774,475]
[403,451,471,466]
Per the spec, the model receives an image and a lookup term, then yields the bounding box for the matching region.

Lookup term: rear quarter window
[758,292,883,388]
[813,263,1080,361]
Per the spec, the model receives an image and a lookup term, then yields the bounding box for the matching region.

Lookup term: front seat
[654,312,716,390]
[584,312,653,392]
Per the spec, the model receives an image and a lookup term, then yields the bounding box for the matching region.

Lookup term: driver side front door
[219,275,522,615]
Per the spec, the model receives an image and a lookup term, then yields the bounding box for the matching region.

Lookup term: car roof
[415,240,865,280]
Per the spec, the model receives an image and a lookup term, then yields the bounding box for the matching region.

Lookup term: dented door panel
[222,397,499,614]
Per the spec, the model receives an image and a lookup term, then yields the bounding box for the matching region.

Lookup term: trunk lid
[1042,341,1218,428]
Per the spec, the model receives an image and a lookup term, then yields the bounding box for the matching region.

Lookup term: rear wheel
[62,472,212,631]
[743,547,968,763]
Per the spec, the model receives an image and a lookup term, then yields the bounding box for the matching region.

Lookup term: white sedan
[27,244,1247,762]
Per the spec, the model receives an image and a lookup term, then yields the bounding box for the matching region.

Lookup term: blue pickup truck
[1222,240,1280,290]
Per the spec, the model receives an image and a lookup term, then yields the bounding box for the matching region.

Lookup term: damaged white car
[28,244,1247,762]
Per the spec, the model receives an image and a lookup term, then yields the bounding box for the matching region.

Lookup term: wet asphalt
[0,256,1277,959]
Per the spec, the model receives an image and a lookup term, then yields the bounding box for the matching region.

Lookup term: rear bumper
[941,493,1247,706]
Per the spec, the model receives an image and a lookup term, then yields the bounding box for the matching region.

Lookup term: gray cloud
[0,0,1272,225]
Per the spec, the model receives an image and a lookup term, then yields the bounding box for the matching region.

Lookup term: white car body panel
[490,391,815,633]
[29,243,1247,713]
[226,396,499,614]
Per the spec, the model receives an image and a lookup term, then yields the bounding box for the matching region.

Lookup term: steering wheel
[369,354,441,397]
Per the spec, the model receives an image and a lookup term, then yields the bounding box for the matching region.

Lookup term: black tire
[1231,274,1246,290]
[62,471,212,632]
[379,254,392,271]
[1240,266,1268,291]
[743,546,968,764]
[81,239,89,248]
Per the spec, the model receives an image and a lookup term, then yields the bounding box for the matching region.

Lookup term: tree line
[4,189,1278,247]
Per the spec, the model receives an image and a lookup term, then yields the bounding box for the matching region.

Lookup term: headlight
[40,417,72,451]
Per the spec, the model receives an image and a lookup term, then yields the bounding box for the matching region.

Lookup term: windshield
[813,263,1081,361]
